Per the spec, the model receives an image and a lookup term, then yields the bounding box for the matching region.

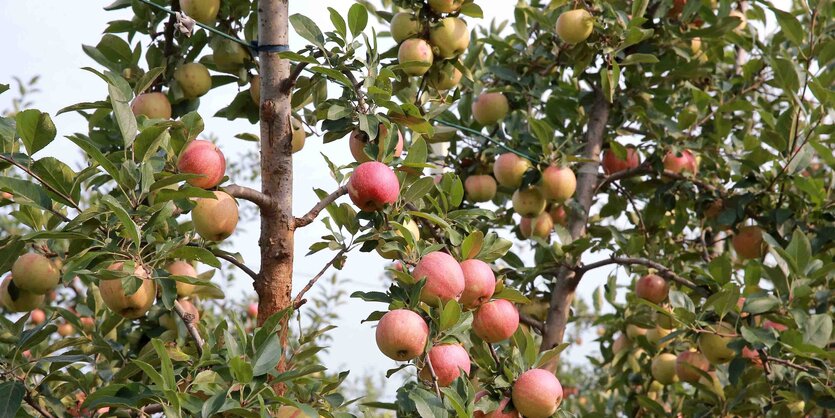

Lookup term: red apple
[520,213,553,239]
[635,274,669,304]
[191,191,239,241]
[512,369,563,418]
[459,259,496,309]
[375,309,429,361]
[663,149,698,175]
[540,165,576,203]
[30,308,46,325]
[412,252,465,305]
[57,322,74,337]
[398,39,434,76]
[472,92,509,125]
[348,162,400,212]
[512,186,546,217]
[247,303,258,318]
[131,92,171,119]
[421,344,470,386]
[493,153,531,188]
[732,225,766,260]
[601,146,640,175]
[549,205,568,226]
[675,350,710,383]
[473,299,519,343]
[177,140,226,189]
[762,320,787,332]
[465,175,498,203]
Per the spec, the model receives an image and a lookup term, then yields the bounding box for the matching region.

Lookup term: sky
[0,0,787,402]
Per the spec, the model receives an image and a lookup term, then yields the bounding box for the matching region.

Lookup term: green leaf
[439,300,461,331]
[459,3,484,18]
[347,4,368,38]
[620,53,659,66]
[134,124,170,162]
[66,135,121,184]
[15,109,56,155]
[169,246,221,268]
[803,314,832,348]
[289,14,325,49]
[784,229,811,273]
[328,8,347,39]
[101,195,141,251]
[0,176,53,212]
[133,360,165,389]
[152,339,175,391]
[460,231,484,260]
[403,177,436,202]
[252,334,282,376]
[134,67,165,95]
[0,381,25,418]
[31,157,77,206]
[535,343,569,368]
[770,8,804,46]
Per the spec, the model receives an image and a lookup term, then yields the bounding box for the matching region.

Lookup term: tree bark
[539,91,610,368]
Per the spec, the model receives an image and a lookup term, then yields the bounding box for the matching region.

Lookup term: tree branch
[173,299,204,358]
[519,313,544,334]
[188,245,259,282]
[24,392,55,418]
[575,256,708,296]
[293,185,348,228]
[292,248,347,309]
[225,184,274,211]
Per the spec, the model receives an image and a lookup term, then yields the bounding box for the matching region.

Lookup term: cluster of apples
[373,251,563,417]
[0,253,61,312]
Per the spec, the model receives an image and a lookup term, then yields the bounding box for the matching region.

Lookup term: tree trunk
[540,91,610,369]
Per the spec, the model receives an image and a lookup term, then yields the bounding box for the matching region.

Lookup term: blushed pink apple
[166,260,198,297]
[663,149,698,175]
[473,299,519,343]
[30,308,46,324]
[347,162,400,212]
[549,205,568,226]
[472,92,509,125]
[675,350,710,383]
[512,186,546,217]
[459,259,496,309]
[421,344,470,386]
[635,274,669,304]
[512,369,563,418]
[375,309,429,361]
[247,303,258,318]
[540,165,576,203]
[131,92,172,119]
[412,252,465,305]
[732,225,766,260]
[519,213,553,239]
[100,262,156,319]
[493,153,531,188]
[602,146,640,175]
[177,140,227,189]
[465,175,497,202]
[191,191,239,241]
[398,39,433,76]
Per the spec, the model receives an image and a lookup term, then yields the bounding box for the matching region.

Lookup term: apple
[174,63,212,99]
[459,259,496,309]
[192,191,239,241]
[663,149,698,175]
[612,334,631,354]
[57,322,75,337]
[626,324,649,340]
[180,0,220,24]
[247,303,258,319]
[549,205,568,226]
[275,406,305,418]
[0,275,44,312]
[540,166,576,203]
[375,309,428,361]
[493,153,530,188]
[1,192,12,200]
[473,299,519,343]
[11,253,61,294]
[349,125,404,162]
[698,321,736,365]
[131,92,171,120]
[512,369,563,418]
[100,262,156,319]
[166,260,198,297]
[483,397,519,418]
[675,350,710,383]
[377,219,420,259]
[421,344,470,387]
[398,39,434,76]
[30,308,46,324]
[732,225,766,260]
[654,307,676,330]
[390,12,421,43]
[512,186,546,217]
[80,316,95,332]
[347,162,400,212]
[428,61,463,90]
[472,92,509,125]
[519,213,553,240]
[177,140,226,189]
[763,320,787,332]
[413,251,465,305]
[428,0,462,14]
[601,146,640,175]
[291,117,306,154]
[429,17,470,59]
[465,175,498,202]
[213,39,250,72]
[729,10,747,32]
[635,274,669,304]
[250,75,261,104]
[178,299,200,323]
[646,326,672,348]
[555,9,594,44]
[651,353,679,385]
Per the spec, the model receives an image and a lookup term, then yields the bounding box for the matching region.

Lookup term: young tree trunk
[540,91,610,369]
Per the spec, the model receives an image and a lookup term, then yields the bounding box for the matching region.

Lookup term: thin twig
[187,244,259,281]
[173,299,204,358]
[424,350,442,398]
[225,184,274,211]
[575,256,708,296]
[292,248,347,309]
[519,313,544,334]
[24,392,55,418]
[487,343,502,371]
[293,185,348,228]
[764,355,810,372]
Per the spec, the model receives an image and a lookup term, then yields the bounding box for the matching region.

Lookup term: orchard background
[0,0,832,417]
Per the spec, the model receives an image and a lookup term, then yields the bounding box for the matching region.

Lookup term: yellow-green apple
[512,186,546,217]
[732,225,766,260]
[377,219,420,259]
[429,17,470,59]
[347,162,400,212]
[413,251,465,305]
[663,149,698,175]
[601,146,640,175]
[180,0,220,24]
[472,92,509,125]
[512,369,563,418]
[635,273,669,304]
[428,0,462,13]
[493,153,530,188]
[612,334,631,354]
[646,326,672,348]
[698,321,736,364]
[549,204,568,226]
[519,212,553,240]
[473,299,519,343]
[375,309,429,361]
[651,353,679,385]
[626,324,649,340]
[428,61,463,90]
[0,275,44,312]
[291,117,306,154]
[349,125,404,162]
[420,344,471,386]
[465,175,497,202]
[729,10,747,32]
[540,165,576,202]
[166,260,198,297]
[459,259,496,309]
[177,140,226,189]
[398,39,434,76]
[191,191,239,241]
[30,308,46,324]
[131,92,171,119]
[174,63,212,99]
[675,350,710,383]
[100,262,156,319]
[213,39,250,72]
[556,9,594,44]
[12,253,61,294]
[250,75,261,104]
[390,12,421,43]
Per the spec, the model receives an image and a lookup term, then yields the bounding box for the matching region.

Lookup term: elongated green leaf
[15,109,56,155]
[101,195,141,250]
[0,381,25,418]
[252,334,282,376]
[66,135,121,184]
[0,176,52,211]
[289,14,324,49]
[348,4,368,38]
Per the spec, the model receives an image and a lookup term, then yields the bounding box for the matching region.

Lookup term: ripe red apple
[421,344,471,386]
[675,350,710,383]
[519,213,553,239]
[131,92,172,119]
[465,175,497,203]
[412,251,465,305]
[549,205,568,226]
[375,309,429,361]
[180,0,220,24]
[390,12,421,43]
[540,166,576,203]
[459,259,496,309]
[472,92,509,125]
[247,303,258,318]
[763,320,787,332]
[428,61,463,91]
[398,39,434,76]
[651,353,679,385]
[12,253,61,294]
[347,162,400,212]
[698,321,736,364]
[174,63,212,99]
[428,0,462,13]
[30,308,46,325]
[166,260,198,297]
[485,397,519,418]
[0,275,44,312]
[473,299,519,343]
[732,225,766,260]
[555,9,594,44]
[192,191,239,241]
[429,17,470,59]
[177,140,226,189]
[635,274,669,304]
[512,186,546,217]
[512,369,563,418]
[601,146,640,175]
[349,125,404,163]
[663,149,698,175]
[100,262,156,319]
[493,153,531,188]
